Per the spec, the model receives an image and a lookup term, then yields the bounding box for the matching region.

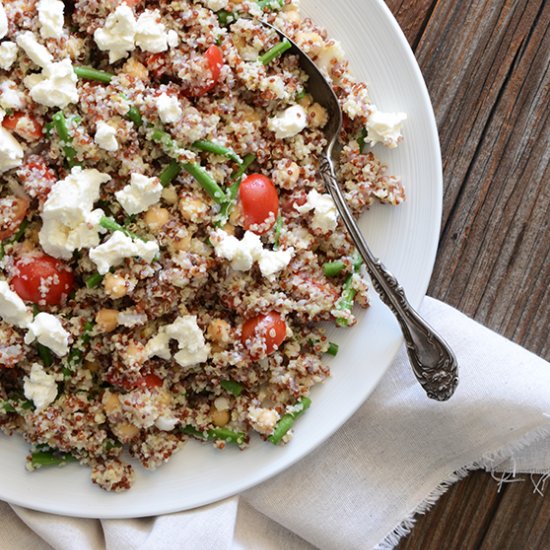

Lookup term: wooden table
[384,0,550,547]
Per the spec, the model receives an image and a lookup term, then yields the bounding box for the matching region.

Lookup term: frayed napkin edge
[374,422,550,550]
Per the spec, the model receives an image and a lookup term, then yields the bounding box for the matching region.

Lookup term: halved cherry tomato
[11,255,75,306]
[239,173,279,233]
[140,373,163,388]
[241,312,287,357]
[2,112,43,141]
[196,45,223,96]
[0,196,29,240]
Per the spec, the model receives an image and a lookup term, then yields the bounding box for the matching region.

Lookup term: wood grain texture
[384,0,550,547]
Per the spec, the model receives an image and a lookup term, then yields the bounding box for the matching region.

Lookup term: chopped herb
[220,380,243,397]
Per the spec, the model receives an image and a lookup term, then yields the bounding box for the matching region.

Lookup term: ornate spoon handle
[320,156,459,401]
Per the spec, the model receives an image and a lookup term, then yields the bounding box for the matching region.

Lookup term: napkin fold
[2,297,549,550]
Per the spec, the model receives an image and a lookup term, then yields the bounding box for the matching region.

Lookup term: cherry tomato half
[196,45,223,96]
[239,173,279,233]
[2,112,43,141]
[140,373,163,388]
[0,196,29,240]
[11,255,75,306]
[241,312,287,357]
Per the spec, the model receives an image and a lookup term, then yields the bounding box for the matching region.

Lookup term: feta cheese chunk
[39,167,111,259]
[38,0,65,40]
[247,407,280,435]
[155,414,178,431]
[295,189,338,233]
[145,315,209,368]
[135,10,168,53]
[24,312,70,357]
[16,31,53,67]
[89,231,159,275]
[0,2,8,40]
[24,363,58,411]
[268,105,308,139]
[155,93,182,124]
[0,80,25,109]
[94,121,119,152]
[94,4,136,63]
[316,40,345,72]
[365,106,407,149]
[206,0,228,11]
[0,281,32,328]
[167,30,179,48]
[115,173,162,215]
[258,247,295,278]
[24,58,78,108]
[212,229,263,271]
[0,125,24,173]
[0,42,18,70]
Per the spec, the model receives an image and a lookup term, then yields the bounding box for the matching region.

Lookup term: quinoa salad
[0,0,406,491]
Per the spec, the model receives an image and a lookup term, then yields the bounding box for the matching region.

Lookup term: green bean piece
[257,0,284,9]
[192,139,242,165]
[335,256,363,327]
[126,105,143,127]
[74,66,114,83]
[268,397,312,445]
[36,343,53,367]
[323,261,346,277]
[217,9,236,25]
[220,380,243,397]
[52,111,79,168]
[159,160,182,187]
[31,450,76,468]
[326,342,339,356]
[0,219,29,260]
[295,89,307,100]
[67,321,94,371]
[182,163,226,204]
[357,128,368,154]
[85,272,104,289]
[259,39,292,65]
[1,401,16,413]
[273,215,283,250]
[181,425,246,445]
[150,127,178,155]
[99,216,144,241]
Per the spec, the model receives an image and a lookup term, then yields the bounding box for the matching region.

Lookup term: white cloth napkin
[2,297,549,550]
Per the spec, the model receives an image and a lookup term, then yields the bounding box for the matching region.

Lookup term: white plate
[0,0,442,517]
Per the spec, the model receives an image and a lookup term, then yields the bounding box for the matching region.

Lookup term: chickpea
[95,309,119,333]
[295,31,324,55]
[124,341,147,366]
[144,206,170,234]
[84,360,100,373]
[103,273,127,299]
[114,422,140,441]
[207,319,232,345]
[283,9,301,24]
[211,408,230,427]
[102,391,121,415]
[161,185,178,205]
[222,223,235,236]
[307,102,329,129]
[179,196,209,223]
[122,58,148,79]
[169,230,192,252]
[298,94,313,108]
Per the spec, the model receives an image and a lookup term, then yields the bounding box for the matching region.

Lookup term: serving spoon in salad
[260,21,458,401]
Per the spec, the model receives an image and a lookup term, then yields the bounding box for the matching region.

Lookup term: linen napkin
[1,297,549,550]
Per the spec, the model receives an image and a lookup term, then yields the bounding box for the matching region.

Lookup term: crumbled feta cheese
[16,31,53,67]
[167,30,179,48]
[24,57,78,108]
[212,229,263,271]
[38,0,65,39]
[316,40,345,72]
[214,397,230,411]
[39,167,111,259]
[206,0,228,10]
[117,310,147,327]
[94,121,119,152]
[24,312,70,357]
[0,80,25,109]
[247,406,280,435]
[115,173,162,215]
[23,363,58,411]
[258,247,295,278]
[154,414,178,431]
[268,105,308,139]
[94,4,136,63]
[0,42,18,70]
[295,189,338,233]
[0,281,32,328]
[0,125,24,173]
[0,2,8,40]
[89,231,159,275]
[135,10,168,53]
[365,106,407,148]
[155,93,182,124]
[145,315,209,368]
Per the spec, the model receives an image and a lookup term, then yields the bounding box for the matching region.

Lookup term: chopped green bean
[182,425,246,445]
[182,163,226,204]
[257,0,284,9]
[31,450,76,468]
[0,219,29,260]
[37,343,53,367]
[1,401,16,413]
[296,89,307,100]
[67,321,94,371]
[323,260,345,277]
[85,272,104,289]
[150,127,178,155]
[273,215,283,250]
[159,160,182,187]
[335,255,363,327]
[52,111,79,168]
[192,139,242,164]
[126,105,143,127]
[357,128,368,154]
[74,66,114,83]
[99,216,144,241]
[268,396,312,444]
[260,39,291,65]
[220,380,243,397]
[217,9,236,25]
[327,342,339,356]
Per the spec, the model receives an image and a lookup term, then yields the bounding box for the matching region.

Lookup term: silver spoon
[261,22,458,401]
